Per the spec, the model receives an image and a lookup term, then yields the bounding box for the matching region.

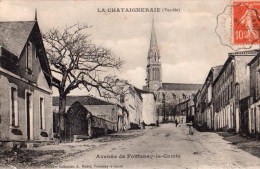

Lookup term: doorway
[26,92,33,140]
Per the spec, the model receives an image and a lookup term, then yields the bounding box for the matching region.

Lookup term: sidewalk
[217,131,260,158]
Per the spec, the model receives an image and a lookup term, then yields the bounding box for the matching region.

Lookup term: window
[26,42,33,73]
[10,86,18,126]
[39,97,45,129]
[32,42,37,58]
[228,85,230,101]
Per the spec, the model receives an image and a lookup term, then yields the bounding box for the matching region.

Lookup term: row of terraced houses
[192,50,260,136]
[0,19,158,147]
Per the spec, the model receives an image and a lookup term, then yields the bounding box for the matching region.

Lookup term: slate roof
[161,83,202,91]
[0,21,36,57]
[52,95,114,107]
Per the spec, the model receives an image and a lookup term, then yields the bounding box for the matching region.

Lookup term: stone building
[64,101,116,142]
[53,95,127,132]
[247,51,260,135]
[142,18,202,122]
[186,96,196,123]
[0,19,53,146]
[175,99,189,124]
[134,88,157,125]
[194,89,201,126]
[212,50,258,133]
[121,85,143,128]
[195,65,222,130]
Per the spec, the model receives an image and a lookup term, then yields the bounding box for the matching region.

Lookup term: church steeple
[150,17,157,49]
[34,8,37,21]
[146,17,162,91]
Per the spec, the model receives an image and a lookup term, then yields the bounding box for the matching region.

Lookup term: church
[143,18,202,122]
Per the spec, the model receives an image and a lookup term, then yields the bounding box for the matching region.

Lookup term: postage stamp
[233,1,260,45]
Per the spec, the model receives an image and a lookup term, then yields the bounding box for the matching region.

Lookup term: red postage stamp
[233,1,260,45]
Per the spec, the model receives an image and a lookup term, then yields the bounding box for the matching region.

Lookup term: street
[59,123,259,169]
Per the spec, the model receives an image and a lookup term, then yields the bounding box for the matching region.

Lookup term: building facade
[248,51,260,135]
[121,86,143,127]
[212,51,257,133]
[53,96,128,132]
[134,88,157,125]
[0,20,53,146]
[195,66,222,130]
[175,99,189,124]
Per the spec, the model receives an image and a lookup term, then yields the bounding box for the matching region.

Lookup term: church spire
[150,17,157,49]
[35,8,37,21]
[146,17,162,91]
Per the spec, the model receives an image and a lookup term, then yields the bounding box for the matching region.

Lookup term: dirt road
[59,123,260,169]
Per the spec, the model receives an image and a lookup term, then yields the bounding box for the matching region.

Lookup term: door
[26,92,33,140]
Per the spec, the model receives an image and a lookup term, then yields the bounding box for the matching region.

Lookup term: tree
[43,24,126,138]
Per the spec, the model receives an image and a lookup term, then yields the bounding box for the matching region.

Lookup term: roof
[134,87,153,94]
[0,21,36,57]
[248,51,260,66]
[202,65,223,90]
[53,95,114,107]
[130,86,142,100]
[66,101,91,115]
[134,87,156,99]
[212,65,223,82]
[213,50,259,85]
[161,83,202,91]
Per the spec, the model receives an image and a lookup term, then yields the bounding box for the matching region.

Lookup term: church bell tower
[146,18,162,91]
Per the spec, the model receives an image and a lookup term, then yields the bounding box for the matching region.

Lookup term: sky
[0,0,258,96]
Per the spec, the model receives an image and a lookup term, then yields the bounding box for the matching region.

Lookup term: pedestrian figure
[141,121,146,129]
[189,121,194,135]
[156,120,159,127]
[175,119,178,127]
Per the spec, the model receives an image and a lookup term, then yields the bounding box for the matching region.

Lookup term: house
[186,95,196,123]
[174,99,189,124]
[212,50,258,133]
[194,89,201,127]
[0,19,53,147]
[196,65,222,130]
[247,51,260,135]
[64,101,116,142]
[53,95,128,132]
[134,88,157,125]
[120,85,143,128]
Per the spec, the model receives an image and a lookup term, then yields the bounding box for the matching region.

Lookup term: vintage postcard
[0,0,259,169]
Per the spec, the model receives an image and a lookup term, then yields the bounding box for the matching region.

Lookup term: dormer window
[26,42,33,74]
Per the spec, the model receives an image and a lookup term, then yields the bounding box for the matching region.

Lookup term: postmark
[233,1,260,45]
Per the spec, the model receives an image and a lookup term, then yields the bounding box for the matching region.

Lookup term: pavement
[1,123,260,169]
